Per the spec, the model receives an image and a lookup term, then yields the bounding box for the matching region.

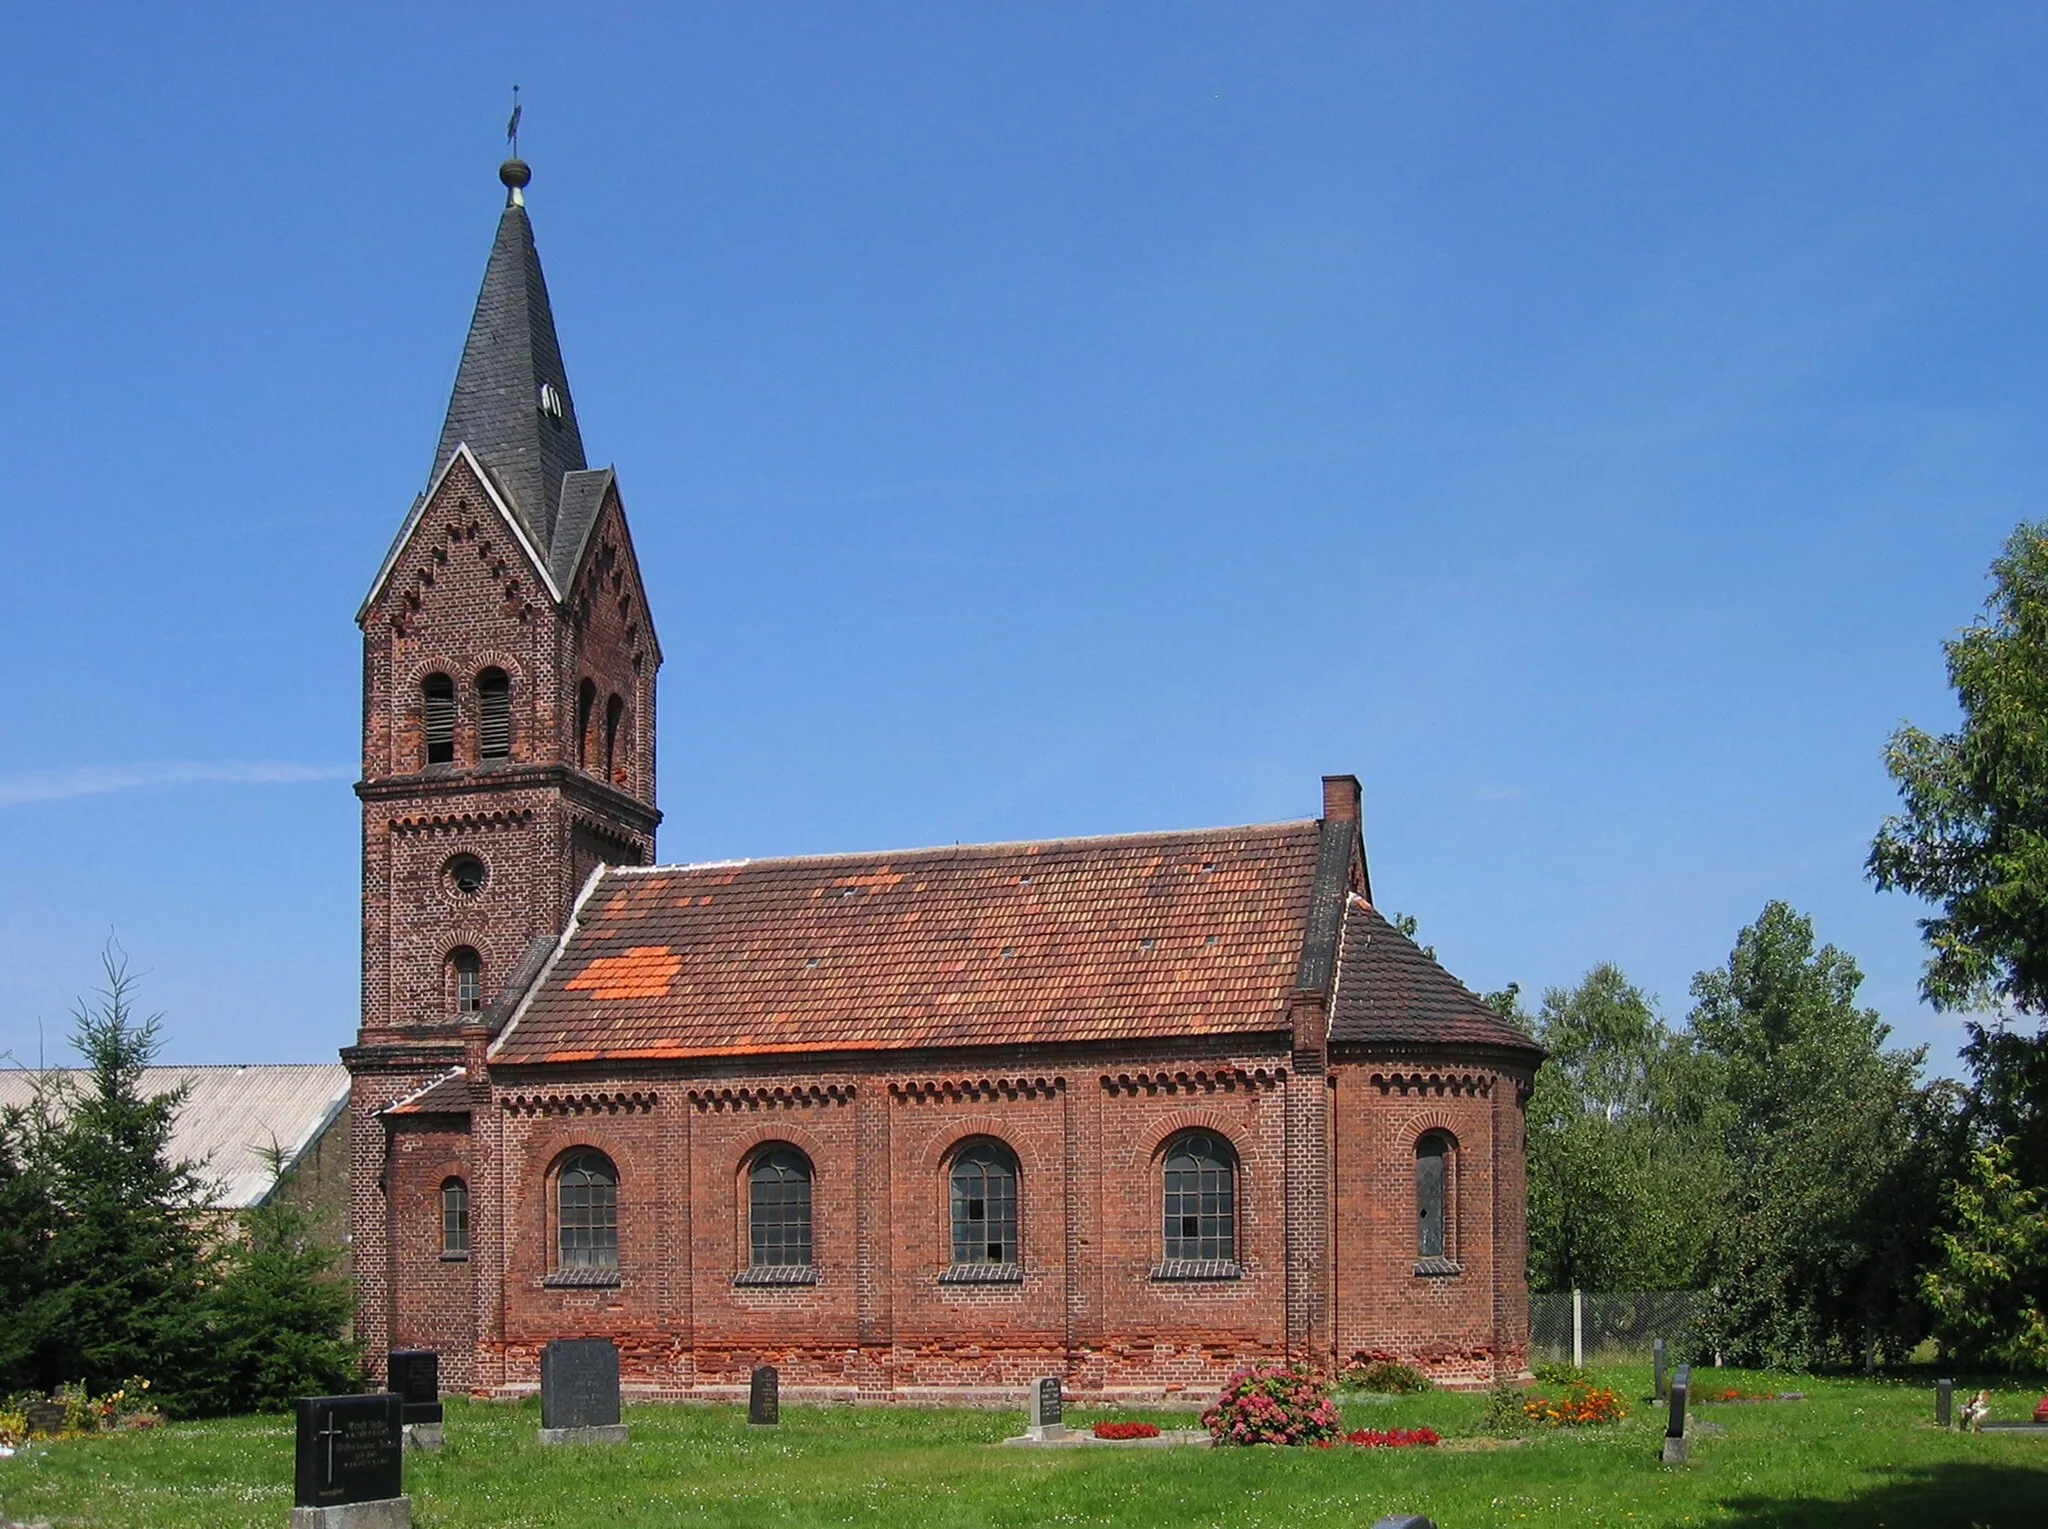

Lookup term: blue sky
[2,4,2044,1072]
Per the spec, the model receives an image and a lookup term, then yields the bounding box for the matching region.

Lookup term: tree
[1871,520,2048,1175]
[0,1078,65,1392]
[1687,902,1952,1367]
[1525,965,1723,1292]
[184,1169,361,1415]
[1921,1139,2048,1369]
[39,951,213,1404]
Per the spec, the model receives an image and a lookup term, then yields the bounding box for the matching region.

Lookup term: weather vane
[506,85,523,157]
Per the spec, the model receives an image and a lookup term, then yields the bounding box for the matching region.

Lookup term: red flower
[1092,1421,1162,1440]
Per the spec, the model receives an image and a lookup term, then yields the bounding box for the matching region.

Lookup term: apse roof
[1329,899,1543,1056]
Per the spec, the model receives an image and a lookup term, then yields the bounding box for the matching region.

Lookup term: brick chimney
[1321,773,1362,822]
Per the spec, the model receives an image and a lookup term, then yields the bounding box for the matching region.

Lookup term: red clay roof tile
[492,822,1323,1063]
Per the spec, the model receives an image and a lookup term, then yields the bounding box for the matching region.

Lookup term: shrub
[1092,1420,1161,1439]
[1200,1365,1342,1446]
[1524,1380,1628,1427]
[1339,1358,1432,1394]
[1531,1361,1594,1388]
[1482,1376,1530,1435]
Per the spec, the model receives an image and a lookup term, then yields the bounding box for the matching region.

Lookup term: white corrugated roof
[0,1063,349,1210]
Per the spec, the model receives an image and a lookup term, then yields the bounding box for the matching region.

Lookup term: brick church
[344,154,1543,1401]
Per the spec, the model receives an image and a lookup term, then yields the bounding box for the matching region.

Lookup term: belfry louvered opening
[477,668,512,759]
[422,674,455,766]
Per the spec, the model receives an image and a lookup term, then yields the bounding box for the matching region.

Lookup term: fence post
[1572,1288,1584,1370]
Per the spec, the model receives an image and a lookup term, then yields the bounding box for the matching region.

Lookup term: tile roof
[0,1063,350,1209]
[493,822,1326,1064]
[384,1068,475,1116]
[1330,899,1544,1058]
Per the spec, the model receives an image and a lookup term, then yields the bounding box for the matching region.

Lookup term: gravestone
[23,1401,65,1436]
[386,1351,442,1451]
[1653,1338,1667,1402]
[538,1337,627,1445]
[291,1393,408,1529]
[749,1364,780,1426]
[1025,1375,1068,1441]
[1936,1377,1953,1429]
[1662,1364,1690,1465]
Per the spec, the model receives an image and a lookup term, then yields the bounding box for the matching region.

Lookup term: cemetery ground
[4,1369,2047,1529]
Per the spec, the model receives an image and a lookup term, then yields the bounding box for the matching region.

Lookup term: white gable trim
[357,443,565,622]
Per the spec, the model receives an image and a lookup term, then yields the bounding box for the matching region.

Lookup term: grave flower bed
[1200,1364,1343,1446]
[1523,1380,1627,1428]
[1092,1420,1162,1439]
[1338,1426,1440,1448]
[1698,1387,1805,1404]
[0,1380,162,1443]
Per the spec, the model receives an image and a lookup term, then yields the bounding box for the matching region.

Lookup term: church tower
[351,152,661,1044]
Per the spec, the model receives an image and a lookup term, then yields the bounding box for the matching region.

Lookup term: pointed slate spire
[430,156,588,549]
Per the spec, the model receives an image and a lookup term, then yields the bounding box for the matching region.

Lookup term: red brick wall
[388,1119,477,1389]
[1328,1055,1535,1383]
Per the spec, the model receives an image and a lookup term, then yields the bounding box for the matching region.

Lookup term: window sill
[734,1264,817,1287]
[938,1262,1023,1285]
[1413,1257,1463,1278]
[1151,1258,1243,1282]
[543,1267,622,1288]
[439,1252,470,1263]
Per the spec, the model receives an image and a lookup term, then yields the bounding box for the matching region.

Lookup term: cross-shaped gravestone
[1662,1364,1690,1464]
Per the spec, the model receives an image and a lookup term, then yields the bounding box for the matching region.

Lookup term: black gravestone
[1035,1376,1063,1432]
[1662,1363,1691,1463]
[541,1338,622,1430]
[749,1364,779,1426]
[1653,1337,1667,1401]
[294,1393,403,1509]
[388,1350,443,1426]
[1936,1377,1953,1428]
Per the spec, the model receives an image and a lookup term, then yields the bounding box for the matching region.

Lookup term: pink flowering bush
[1200,1364,1342,1446]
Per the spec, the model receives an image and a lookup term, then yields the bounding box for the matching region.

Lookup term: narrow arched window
[576,679,597,770]
[557,1150,618,1270]
[448,947,482,1014]
[748,1147,814,1270]
[949,1142,1018,1266]
[604,693,624,782]
[1163,1131,1236,1262]
[422,674,455,766]
[1416,1133,1451,1260]
[441,1177,469,1256]
[477,668,511,759]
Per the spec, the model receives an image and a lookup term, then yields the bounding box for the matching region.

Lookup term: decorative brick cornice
[1366,1070,1493,1098]
[500,1089,657,1116]
[688,1084,855,1110]
[890,1076,1063,1103]
[1099,1067,1284,1096]
[387,808,537,837]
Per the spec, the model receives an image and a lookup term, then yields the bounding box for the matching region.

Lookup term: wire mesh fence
[1528,1290,1702,1365]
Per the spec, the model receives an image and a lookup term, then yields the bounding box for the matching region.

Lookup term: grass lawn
[4,1369,2047,1528]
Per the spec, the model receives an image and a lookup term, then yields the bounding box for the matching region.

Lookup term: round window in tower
[445,853,488,898]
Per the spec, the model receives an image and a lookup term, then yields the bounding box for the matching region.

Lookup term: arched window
[1416,1133,1452,1261]
[1162,1131,1236,1262]
[949,1142,1018,1267]
[422,674,455,766]
[603,693,624,782]
[441,1177,469,1256]
[557,1150,618,1270]
[448,947,482,1014]
[747,1147,814,1270]
[576,679,597,769]
[477,668,511,759]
